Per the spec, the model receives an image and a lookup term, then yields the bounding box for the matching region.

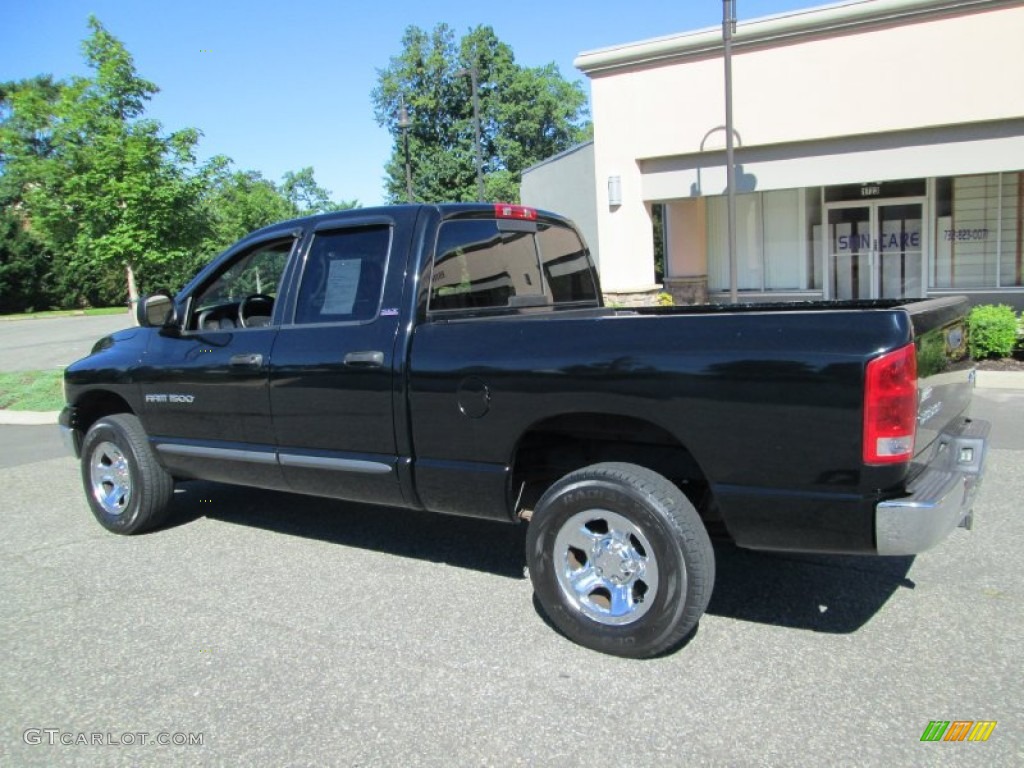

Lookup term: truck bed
[411,296,975,553]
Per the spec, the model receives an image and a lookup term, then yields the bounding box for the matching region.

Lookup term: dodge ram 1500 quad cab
[61,203,989,657]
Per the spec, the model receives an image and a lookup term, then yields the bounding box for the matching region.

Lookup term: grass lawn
[0,307,128,321]
[0,369,65,411]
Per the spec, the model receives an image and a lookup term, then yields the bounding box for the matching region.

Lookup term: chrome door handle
[343,350,384,367]
[229,353,263,368]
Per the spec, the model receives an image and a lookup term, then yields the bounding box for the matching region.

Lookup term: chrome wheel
[528,463,714,657]
[553,508,660,626]
[89,441,132,516]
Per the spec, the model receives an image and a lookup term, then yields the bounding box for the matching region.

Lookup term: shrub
[656,291,675,307]
[968,304,1018,359]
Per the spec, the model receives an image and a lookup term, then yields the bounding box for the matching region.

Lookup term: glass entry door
[827,202,923,299]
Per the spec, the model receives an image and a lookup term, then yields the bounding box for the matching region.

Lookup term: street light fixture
[397,96,414,203]
[455,66,485,202]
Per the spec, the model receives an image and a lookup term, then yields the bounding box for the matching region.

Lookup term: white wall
[578,0,1024,292]
[520,142,600,268]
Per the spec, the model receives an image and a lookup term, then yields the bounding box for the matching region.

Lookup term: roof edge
[522,141,595,176]
[574,0,1016,75]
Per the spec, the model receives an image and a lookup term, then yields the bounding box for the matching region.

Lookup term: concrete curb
[0,410,60,426]
[975,371,1024,390]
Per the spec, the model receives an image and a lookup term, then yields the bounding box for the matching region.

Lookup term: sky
[2,0,826,208]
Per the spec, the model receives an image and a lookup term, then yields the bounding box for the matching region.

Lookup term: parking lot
[0,320,1021,764]
[0,313,131,373]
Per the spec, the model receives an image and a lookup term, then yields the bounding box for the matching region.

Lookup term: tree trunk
[126,262,139,314]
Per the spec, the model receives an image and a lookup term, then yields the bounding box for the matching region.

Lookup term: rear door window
[293,225,391,324]
[429,219,596,312]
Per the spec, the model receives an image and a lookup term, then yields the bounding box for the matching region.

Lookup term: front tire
[526,462,715,658]
[81,414,174,534]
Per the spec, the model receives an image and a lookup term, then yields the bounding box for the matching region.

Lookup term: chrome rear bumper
[875,418,990,556]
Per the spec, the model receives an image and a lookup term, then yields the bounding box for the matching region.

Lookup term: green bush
[968,304,1018,359]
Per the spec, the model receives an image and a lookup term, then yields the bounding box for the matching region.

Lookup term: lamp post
[723,0,738,305]
[455,66,484,202]
[397,96,413,203]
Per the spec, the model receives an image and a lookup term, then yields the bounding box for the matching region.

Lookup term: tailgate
[905,296,975,460]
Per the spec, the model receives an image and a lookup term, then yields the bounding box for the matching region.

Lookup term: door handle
[229,353,264,368]
[344,350,384,367]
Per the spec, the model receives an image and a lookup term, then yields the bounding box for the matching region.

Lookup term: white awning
[641,120,1024,200]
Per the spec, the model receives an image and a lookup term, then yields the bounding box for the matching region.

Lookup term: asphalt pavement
[0,424,64,468]
[0,390,1021,766]
[0,313,133,372]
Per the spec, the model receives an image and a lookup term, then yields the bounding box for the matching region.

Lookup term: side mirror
[135,293,177,328]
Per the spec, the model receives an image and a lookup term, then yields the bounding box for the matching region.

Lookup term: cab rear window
[429,219,597,312]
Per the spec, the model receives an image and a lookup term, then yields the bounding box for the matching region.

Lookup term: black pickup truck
[61,203,990,657]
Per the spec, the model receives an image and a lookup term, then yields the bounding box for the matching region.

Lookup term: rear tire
[526,462,714,658]
[80,414,174,534]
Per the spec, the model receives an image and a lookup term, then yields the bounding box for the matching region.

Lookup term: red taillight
[494,203,537,221]
[863,343,917,464]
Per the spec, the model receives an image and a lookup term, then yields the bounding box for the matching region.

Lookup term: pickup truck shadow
[168,482,914,632]
[168,480,528,580]
[707,543,916,633]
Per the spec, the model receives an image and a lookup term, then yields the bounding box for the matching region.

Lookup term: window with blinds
[706,189,811,292]
[933,172,1022,289]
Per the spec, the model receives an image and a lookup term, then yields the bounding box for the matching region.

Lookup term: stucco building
[525,0,1024,308]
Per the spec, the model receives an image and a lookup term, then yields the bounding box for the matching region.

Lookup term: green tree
[0,76,63,311]
[200,160,296,251]
[0,76,63,188]
[281,166,357,215]
[372,24,590,204]
[1,18,362,310]
[0,208,52,313]
[4,17,208,307]
[199,161,359,260]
